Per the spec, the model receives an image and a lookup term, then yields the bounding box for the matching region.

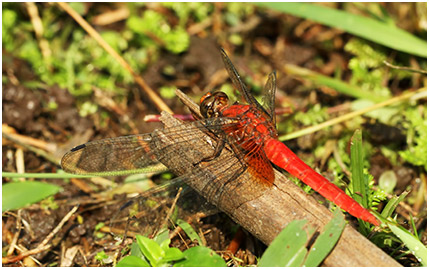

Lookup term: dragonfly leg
[193,134,226,166]
[201,155,247,205]
[203,144,249,205]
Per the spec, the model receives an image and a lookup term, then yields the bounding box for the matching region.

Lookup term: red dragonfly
[61,48,379,226]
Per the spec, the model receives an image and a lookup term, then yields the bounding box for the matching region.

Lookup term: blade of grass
[350,129,368,208]
[257,3,427,57]
[284,64,387,102]
[3,172,94,179]
[259,220,315,266]
[304,208,346,267]
[380,191,409,218]
[388,223,427,266]
[176,219,203,246]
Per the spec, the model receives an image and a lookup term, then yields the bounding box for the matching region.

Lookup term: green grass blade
[350,129,368,208]
[284,64,387,102]
[2,181,62,211]
[257,3,427,57]
[259,220,314,266]
[304,208,346,267]
[381,191,409,218]
[3,171,94,179]
[388,223,427,266]
[176,219,203,246]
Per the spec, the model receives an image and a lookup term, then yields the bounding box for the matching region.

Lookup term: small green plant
[278,103,329,136]
[127,10,189,54]
[95,250,113,266]
[116,234,226,267]
[345,38,392,98]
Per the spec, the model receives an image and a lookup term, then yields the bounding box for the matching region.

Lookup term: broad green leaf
[176,219,203,246]
[155,230,171,252]
[116,256,150,267]
[163,247,185,262]
[388,223,427,266]
[304,208,346,266]
[136,235,165,267]
[257,3,427,57]
[130,242,145,260]
[173,246,226,267]
[2,181,61,212]
[259,220,314,266]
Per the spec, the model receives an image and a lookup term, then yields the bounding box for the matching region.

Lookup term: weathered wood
[152,90,401,267]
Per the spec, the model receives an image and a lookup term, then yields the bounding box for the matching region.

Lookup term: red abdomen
[264,138,379,226]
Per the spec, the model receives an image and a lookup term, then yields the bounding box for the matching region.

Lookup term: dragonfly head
[200,91,229,118]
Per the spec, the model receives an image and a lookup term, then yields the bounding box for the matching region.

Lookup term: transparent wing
[61,133,160,176]
[61,118,237,176]
[261,71,277,126]
[220,48,273,121]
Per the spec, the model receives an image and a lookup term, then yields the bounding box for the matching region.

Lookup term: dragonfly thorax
[221,104,278,146]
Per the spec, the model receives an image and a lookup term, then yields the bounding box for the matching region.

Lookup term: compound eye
[199,91,229,118]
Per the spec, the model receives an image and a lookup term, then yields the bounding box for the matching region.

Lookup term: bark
[152,90,401,267]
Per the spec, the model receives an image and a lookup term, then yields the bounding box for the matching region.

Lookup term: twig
[2,132,59,165]
[99,226,138,238]
[25,3,51,61]
[6,210,22,256]
[158,187,183,233]
[2,244,51,264]
[383,60,427,74]
[171,219,189,249]
[2,206,78,264]
[57,2,173,114]
[92,6,130,26]
[40,205,79,248]
[279,87,427,141]
[15,148,25,181]
[2,126,57,153]
[187,17,212,35]
[13,244,41,266]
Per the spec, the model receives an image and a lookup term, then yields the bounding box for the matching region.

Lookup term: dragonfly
[61,48,379,226]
